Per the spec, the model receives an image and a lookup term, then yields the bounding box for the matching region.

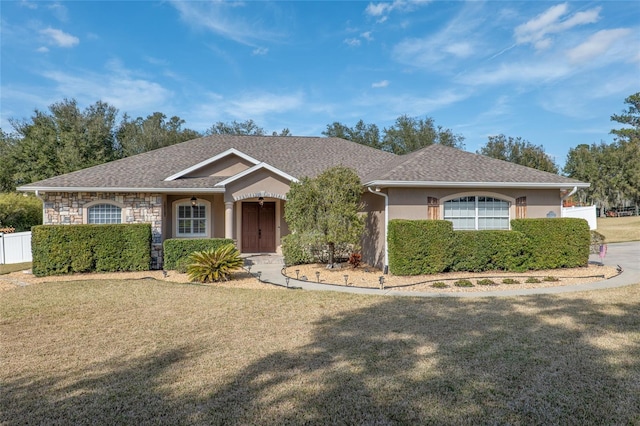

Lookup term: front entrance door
[242,202,276,253]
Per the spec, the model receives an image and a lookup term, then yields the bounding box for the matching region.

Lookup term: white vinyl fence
[562,205,597,230]
[0,231,32,264]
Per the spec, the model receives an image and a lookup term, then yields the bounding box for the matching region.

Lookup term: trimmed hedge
[163,238,235,272]
[32,224,151,277]
[388,220,454,275]
[450,230,528,272]
[387,218,590,275]
[511,218,590,269]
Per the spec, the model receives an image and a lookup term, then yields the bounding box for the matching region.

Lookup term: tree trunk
[327,242,335,268]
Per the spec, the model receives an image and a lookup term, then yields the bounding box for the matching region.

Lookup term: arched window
[87,203,122,224]
[444,196,509,230]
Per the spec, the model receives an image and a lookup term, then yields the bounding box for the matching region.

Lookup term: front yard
[2,279,639,424]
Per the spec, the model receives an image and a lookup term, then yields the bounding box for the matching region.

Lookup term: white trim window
[87,203,122,224]
[176,203,207,237]
[444,196,510,230]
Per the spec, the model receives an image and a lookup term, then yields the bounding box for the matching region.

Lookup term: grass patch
[431,281,448,288]
[502,278,520,284]
[2,280,639,424]
[525,277,541,283]
[543,276,560,282]
[597,216,640,243]
[477,278,496,286]
[0,262,31,275]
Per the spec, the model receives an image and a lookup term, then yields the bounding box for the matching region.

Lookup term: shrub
[450,230,527,272]
[163,238,234,272]
[388,220,454,275]
[282,232,318,266]
[186,244,243,283]
[431,281,448,288]
[525,277,541,283]
[543,276,559,282]
[590,231,606,254]
[0,193,42,232]
[454,279,473,287]
[477,279,496,286]
[31,224,151,277]
[502,278,520,284]
[348,252,362,269]
[511,218,590,270]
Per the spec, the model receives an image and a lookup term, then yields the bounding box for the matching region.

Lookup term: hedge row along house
[18,135,589,270]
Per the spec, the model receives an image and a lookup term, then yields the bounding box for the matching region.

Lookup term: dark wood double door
[241,202,276,253]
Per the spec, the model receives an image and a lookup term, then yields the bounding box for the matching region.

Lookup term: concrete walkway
[245,242,640,298]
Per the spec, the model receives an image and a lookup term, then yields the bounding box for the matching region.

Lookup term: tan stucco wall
[386,187,562,222]
[225,169,291,203]
[361,191,386,270]
[184,155,253,178]
[41,192,164,268]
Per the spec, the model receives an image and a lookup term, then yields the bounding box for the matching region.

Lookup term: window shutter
[516,196,527,219]
[427,197,440,220]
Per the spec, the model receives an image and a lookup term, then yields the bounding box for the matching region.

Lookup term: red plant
[348,252,362,269]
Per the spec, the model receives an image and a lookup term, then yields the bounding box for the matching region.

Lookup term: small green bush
[163,238,234,272]
[543,276,559,282]
[32,224,151,277]
[431,281,448,288]
[502,278,520,284]
[477,278,496,286]
[454,279,473,287]
[186,244,243,283]
[525,277,541,283]
[282,232,317,266]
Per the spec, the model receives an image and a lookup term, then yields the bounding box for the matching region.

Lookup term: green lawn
[0,262,31,275]
[2,280,639,424]
[597,216,640,243]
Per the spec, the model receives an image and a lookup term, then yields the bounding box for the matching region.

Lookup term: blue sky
[1,1,638,169]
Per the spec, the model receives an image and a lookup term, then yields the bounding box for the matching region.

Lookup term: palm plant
[186,244,244,283]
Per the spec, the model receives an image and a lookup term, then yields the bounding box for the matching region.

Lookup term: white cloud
[36,46,49,53]
[344,38,361,47]
[361,31,374,41]
[566,28,632,64]
[40,27,79,47]
[514,3,601,50]
[459,61,570,86]
[372,80,389,88]
[252,47,269,56]
[365,1,427,22]
[41,65,171,112]
[170,1,283,47]
[226,92,304,118]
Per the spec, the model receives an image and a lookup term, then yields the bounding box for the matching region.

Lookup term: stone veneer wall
[42,192,164,269]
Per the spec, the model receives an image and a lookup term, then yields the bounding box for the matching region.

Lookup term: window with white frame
[444,196,510,230]
[87,203,122,224]
[176,203,207,237]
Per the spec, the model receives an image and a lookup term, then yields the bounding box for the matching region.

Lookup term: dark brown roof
[18,136,587,191]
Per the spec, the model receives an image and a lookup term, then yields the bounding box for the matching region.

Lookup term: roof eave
[364,180,591,189]
[17,186,227,194]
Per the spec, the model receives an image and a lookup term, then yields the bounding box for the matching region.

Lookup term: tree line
[2,93,637,216]
[564,93,640,215]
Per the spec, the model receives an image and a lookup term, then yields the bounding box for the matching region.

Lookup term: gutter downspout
[560,186,578,217]
[367,186,389,274]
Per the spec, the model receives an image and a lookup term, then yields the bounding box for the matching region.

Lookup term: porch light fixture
[190,196,197,208]
[258,196,264,207]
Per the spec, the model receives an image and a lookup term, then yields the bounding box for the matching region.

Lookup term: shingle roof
[18,135,396,191]
[18,136,587,191]
[363,144,587,188]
